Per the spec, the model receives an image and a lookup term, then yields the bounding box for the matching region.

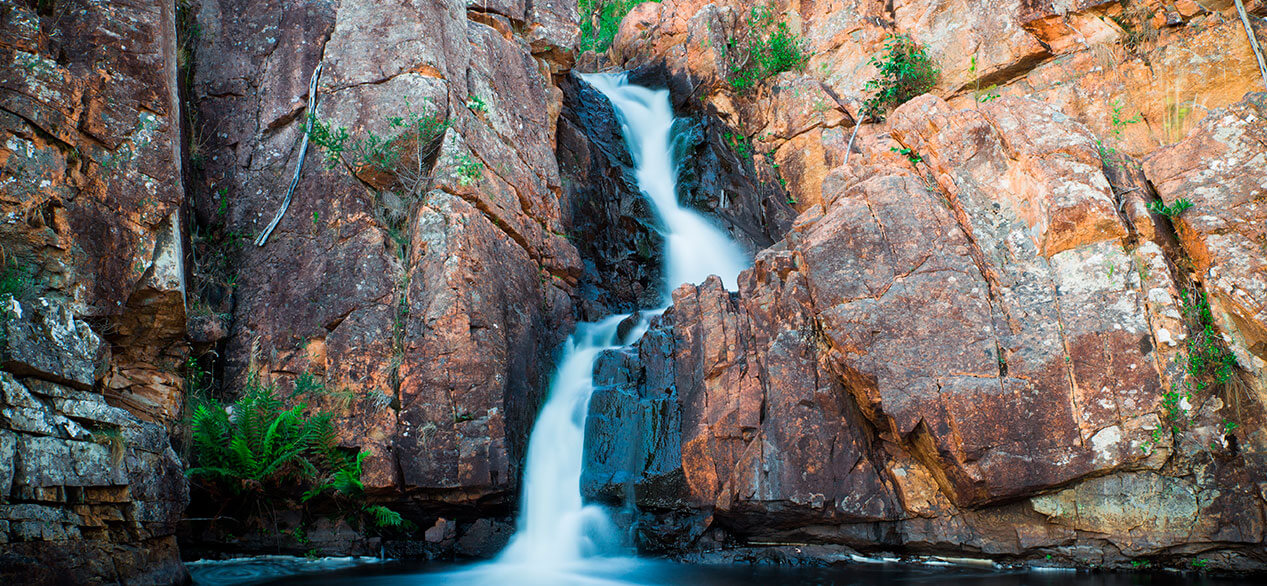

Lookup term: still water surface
[190,557,1248,586]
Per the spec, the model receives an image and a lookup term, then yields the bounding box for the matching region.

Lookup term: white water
[585,74,750,294]
[446,73,749,585]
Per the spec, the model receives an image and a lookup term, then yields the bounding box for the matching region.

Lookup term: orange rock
[1144,92,1267,402]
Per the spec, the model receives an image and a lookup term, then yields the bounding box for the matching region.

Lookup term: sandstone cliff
[581,0,1267,571]
[1,0,1266,581]
[0,0,190,581]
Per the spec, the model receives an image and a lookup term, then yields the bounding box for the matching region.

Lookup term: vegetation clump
[0,259,33,302]
[1146,198,1193,217]
[308,110,449,199]
[1096,100,1143,172]
[308,107,470,258]
[189,376,356,497]
[187,374,404,529]
[861,34,939,120]
[1142,289,1239,454]
[579,0,659,53]
[725,5,810,92]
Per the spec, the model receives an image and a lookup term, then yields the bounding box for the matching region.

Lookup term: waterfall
[583,74,750,294]
[446,73,749,584]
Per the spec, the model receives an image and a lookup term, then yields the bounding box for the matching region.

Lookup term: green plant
[861,34,939,120]
[1190,558,1208,570]
[215,189,229,216]
[724,131,751,160]
[1146,198,1193,217]
[579,0,658,53]
[466,96,488,114]
[1110,100,1143,139]
[187,377,360,498]
[0,259,34,346]
[364,504,405,528]
[1098,100,1143,171]
[1179,289,1237,386]
[454,153,483,186]
[287,525,310,544]
[309,109,448,199]
[0,260,33,301]
[1144,289,1239,454]
[725,5,809,92]
[890,146,923,165]
[967,55,1000,103]
[308,108,451,261]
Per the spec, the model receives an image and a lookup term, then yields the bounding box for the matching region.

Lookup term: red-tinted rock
[1144,92,1267,407]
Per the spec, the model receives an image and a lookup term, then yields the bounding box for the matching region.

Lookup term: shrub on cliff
[725,5,810,92]
[862,34,939,120]
[579,0,659,53]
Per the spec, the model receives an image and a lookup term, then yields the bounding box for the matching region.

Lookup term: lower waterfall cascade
[443,73,750,584]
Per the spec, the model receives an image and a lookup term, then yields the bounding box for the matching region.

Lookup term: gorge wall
[582,0,1267,572]
[0,0,189,581]
[0,0,1265,581]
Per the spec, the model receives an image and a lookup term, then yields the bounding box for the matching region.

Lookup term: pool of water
[190,556,1246,586]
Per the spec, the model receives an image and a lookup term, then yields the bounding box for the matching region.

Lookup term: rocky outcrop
[186,0,692,536]
[1,299,187,584]
[557,72,662,316]
[2,0,1262,575]
[0,1,190,582]
[608,0,1267,172]
[583,81,1267,567]
[1144,92,1267,408]
[0,0,188,425]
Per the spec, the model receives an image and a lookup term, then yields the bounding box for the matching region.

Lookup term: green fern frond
[186,373,369,502]
[364,505,403,528]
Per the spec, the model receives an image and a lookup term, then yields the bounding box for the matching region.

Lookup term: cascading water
[442,73,749,585]
[584,74,750,293]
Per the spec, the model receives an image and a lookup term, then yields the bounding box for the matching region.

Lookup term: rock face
[586,90,1267,569]
[3,0,1265,576]
[1144,92,1267,407]
[186,0,654,533]
[584,0,1267,568]
[556,72,662,317]
[0,1,190,582]
[1,299,187,584]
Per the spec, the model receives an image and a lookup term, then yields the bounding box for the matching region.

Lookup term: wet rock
[456,518,514,558]
[557,73,663,315]
[583,326,688,510]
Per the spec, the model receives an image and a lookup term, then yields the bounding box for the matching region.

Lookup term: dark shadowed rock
[557,73,663,316]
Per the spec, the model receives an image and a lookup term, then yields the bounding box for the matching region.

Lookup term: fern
[364,505,404,528]
[187,380,361,499]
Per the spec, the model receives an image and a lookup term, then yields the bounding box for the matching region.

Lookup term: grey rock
[1,299,106,390]
[0,431,15,501]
